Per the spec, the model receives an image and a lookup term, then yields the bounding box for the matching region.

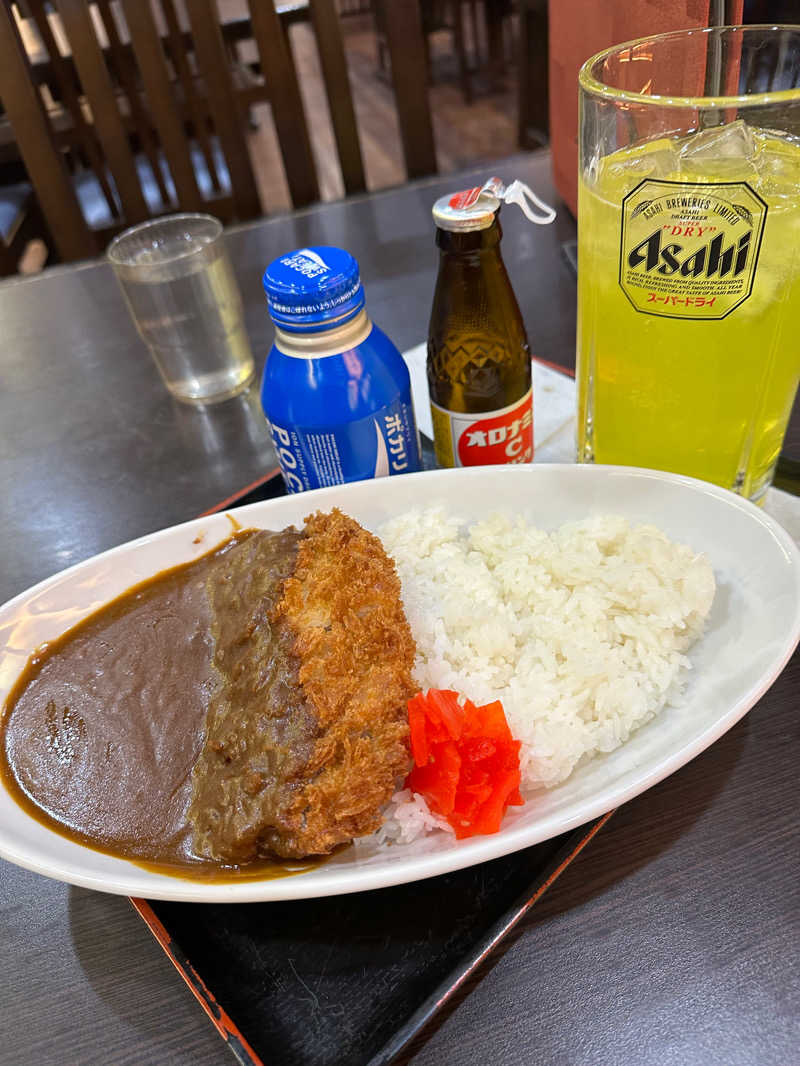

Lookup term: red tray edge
[131,811,614,1066]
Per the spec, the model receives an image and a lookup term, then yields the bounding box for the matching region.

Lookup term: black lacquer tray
[132,454,612,1066]
[133,816,610,1066]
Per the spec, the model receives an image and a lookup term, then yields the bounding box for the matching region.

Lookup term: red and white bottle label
[430,388,533,467]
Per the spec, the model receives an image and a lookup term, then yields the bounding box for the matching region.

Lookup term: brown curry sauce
[0,530,323,883]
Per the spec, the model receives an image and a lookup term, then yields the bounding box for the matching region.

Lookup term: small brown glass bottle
[427,189,533,468]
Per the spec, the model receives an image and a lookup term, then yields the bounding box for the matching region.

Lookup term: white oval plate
[1,465,799,902]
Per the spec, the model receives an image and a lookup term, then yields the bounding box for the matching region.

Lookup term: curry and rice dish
[0,505,716,876]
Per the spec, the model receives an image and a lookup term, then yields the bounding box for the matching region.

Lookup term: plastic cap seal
[262,246,365,331]
[432,189,500,231]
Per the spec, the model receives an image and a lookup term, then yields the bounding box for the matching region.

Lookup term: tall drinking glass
[577,26,800,503]
[108,214,255,404]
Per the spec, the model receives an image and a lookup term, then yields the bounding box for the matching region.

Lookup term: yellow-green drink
[577,30,800,503]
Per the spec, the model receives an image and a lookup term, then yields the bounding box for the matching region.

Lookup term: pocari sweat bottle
[261,246,420,493]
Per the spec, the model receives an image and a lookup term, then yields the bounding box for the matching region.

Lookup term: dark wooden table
[1,151,798,1066]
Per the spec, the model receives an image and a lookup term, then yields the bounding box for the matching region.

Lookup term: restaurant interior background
[2,4,800,1066]
[1,0,796,277]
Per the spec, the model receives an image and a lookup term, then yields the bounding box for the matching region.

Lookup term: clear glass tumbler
[108,214,255,405]
[577,26,800,503]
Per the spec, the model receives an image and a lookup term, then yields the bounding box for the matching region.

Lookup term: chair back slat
[247,0,319,207]
[94,0,171,209]
[0,2,95,260]
[309,0,365,196]
[53,0,149,223]
[381,0,437,178]
[184,0,261,220]
[159,0,223,195]
[119,0,204,213]
[25,0,119,217]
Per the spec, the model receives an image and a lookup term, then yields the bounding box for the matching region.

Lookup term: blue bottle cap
[262,246,366,332]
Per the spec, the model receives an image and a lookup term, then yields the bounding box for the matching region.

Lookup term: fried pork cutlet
[189,509,416,863]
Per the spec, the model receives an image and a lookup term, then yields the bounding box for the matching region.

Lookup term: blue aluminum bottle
[260,246,420,493]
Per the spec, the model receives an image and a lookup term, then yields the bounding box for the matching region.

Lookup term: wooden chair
[254,0,436,187]
[378,0,518,106]
[334,0,372,13]
[423,0,482,104]
[517,0,549,149]
[0,0,436,264]
[377,0,437,180]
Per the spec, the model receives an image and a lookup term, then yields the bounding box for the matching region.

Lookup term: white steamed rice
[374,507,715,844]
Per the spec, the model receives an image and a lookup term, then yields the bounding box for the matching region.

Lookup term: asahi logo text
[627,228,752,280]
[619,179,767,320]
